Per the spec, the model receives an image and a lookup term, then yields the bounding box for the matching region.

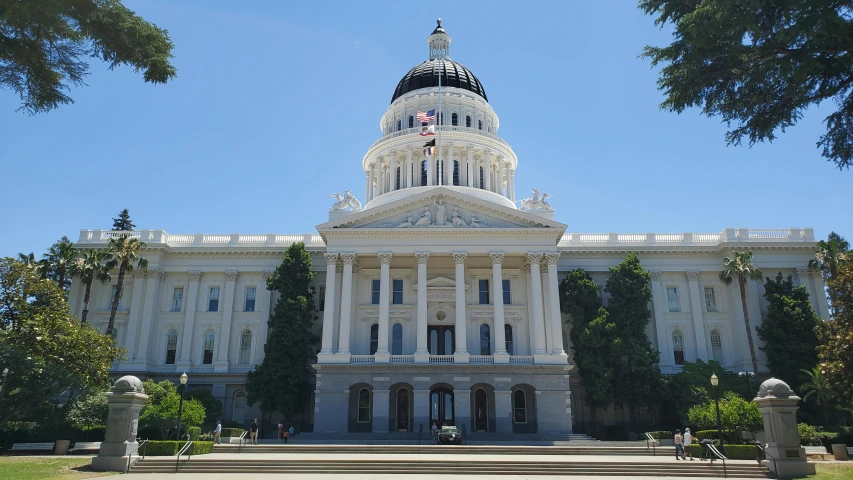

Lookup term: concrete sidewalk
[127,475,763,480]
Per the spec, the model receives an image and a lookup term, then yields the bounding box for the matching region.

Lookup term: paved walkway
[127,475,759,480]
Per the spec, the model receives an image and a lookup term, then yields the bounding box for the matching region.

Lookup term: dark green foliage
[688,392,763,443]
[144,440,213,456]
[639,0,853,170]
[245,242,319,417]
[645,430,672,440]
[0,0,177,114]
[605,253,662,409]
[663,360,749,427]
[810,232,849,311]
[685,444,757,460]
[111,209,135,231]
[186,426,201,441]
[40,237,76,293]
[757,273,820,387]
[818,259,853,405]
[184,388,223,427]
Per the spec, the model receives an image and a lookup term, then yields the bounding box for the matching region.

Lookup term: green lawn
[802,462,853,480]
[0,457,118,480]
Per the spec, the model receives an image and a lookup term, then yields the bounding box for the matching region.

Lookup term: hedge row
[645,431,672,440]
[220,428,244,437]
[144,441,214,456]
[685,444,757,460]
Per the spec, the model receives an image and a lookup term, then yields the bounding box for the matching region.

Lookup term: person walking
[214,421,222,445]
[250,418,259,445]
[288,425,295,442]
[673,429,685,460]
[431,422,438,440]
[683,428,695,460]
[277,421,284,441]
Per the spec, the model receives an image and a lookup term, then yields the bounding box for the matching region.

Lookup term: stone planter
[659,439,674,446]
[831,444,849,461]
[54,440,70,455]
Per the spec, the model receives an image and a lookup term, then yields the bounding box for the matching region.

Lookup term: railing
[350,355,375,364]
[748,229,790,239]
[578,234,609,243]
[706,443,727,477]
[509,356,534,364]
[76,230,327,248]
[656,233,683,243]
[754,442,778,479]
[429,355,454,364]
[644,433,658,456]
[692,233,721,243]
[618,234,646,243]
[469,355,494,364]
[203,235,230,243]
[369,125,512,149]
[237,430,248,454]
[175,435,193,473]
[390,355,413,363]
[125,438,148,473]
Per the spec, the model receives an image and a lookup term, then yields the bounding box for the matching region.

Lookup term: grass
[0,457,119,480]
[801,462,853,480]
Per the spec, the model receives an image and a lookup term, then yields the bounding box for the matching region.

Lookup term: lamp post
[711,373,724,455]
[738,371,755,396]
[176,372,188,440]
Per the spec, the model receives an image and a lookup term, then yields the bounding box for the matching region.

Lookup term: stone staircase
[287,431,600,445]
[210,443,653,455]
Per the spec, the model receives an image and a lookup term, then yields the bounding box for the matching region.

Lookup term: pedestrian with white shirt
[683,428,695,460]
[214,421,222,444]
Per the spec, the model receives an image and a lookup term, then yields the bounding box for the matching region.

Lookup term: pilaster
[452,252,469,363]
[686,270,709,361]
[176,270,201,371]
[135,268,165,364]
[375,252,393,362]
[545,253,566,357]
[214,270,238,372]
[414,252,430,363]
[490,252,509,363]
[528,253,548,358]
[650,271,672,367]
[319,254,339,360]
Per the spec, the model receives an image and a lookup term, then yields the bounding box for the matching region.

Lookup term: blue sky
[1,1,849,257]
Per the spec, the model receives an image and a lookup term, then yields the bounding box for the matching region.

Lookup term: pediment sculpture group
[398,198,486,228]
[518,188,554,211]
[328,190,363,212]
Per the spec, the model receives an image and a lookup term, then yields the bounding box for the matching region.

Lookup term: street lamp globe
[710,373,719,387]
[180,372,188,385]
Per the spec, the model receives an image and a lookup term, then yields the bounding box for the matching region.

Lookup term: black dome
[391,59,488,104]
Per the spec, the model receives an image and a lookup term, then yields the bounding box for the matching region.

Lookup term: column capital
[224,270,239,281]
[187,270,202,281]
[452,252,467,264]
[467,144,473,152]
[685,270,700,281]
[489,252,505,264]
[378,252,393,265]
[526,252,543,264]
[324,253,339,265]
[523,262,532,274]
[650,270,662,280]
[795,267,813,277]
[132,270,147,278]
[262,270,275,280]
[336,264,344,274]
[340,253,357,265]
[544,252,560,265]
[415,252,430,264]
[148,268,166,281]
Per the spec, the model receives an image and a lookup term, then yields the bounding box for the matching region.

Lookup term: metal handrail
[125,438,149,473]
[175,434,193,473]
[644,433,658,456]
[754,442,778,479]
[707,444,727,478]
[236,430,248,453]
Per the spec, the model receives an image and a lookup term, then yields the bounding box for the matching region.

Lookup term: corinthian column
[176,270,201,371]
[545,253,566,356]
[491,252,509,363]
[337,254,356,357]
[319,254,339,357]
[467,146,474,187]
[214,270,238,372]
[686,270,708,361]
[497,156,505,197]
[406,149,413,188]
[375,252,393,362]
[414,252,430,363]
[453,252,469,362]
[528,253,547,356]
[136,268,165,364]
[484,151,492,192]
[389,151,398,192]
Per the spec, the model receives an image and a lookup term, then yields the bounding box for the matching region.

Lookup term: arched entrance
[430,387,454,427]
[474,388,488,432]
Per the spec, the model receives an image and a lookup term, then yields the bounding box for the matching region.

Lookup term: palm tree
[69,250,111,325]
[104,236,147,336]
[809,232,849,308]
[40,237,77,293]
[719,250,763,374]
[801,366,834,426]
[17,252,42,275]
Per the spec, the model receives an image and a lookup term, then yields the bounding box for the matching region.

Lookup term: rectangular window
[203,333,215,364]
[479,279,490,305]
[165,332,178,364]
[371,279,381,305]
[208,286,220,312]
[171,287,183,312]
[318,286,326,311]
[704,287,717,312]
[392,279,404,304]
[244,286,256,312]
[502,279,511,305]
[666,287,679,312]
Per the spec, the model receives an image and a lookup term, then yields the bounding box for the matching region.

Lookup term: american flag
[416,109,435,123]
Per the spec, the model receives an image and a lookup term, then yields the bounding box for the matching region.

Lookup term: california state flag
[419,125,435,136]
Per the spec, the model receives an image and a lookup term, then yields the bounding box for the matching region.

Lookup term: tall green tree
[817,259,853,404]
[605,252,661,409]
[719,250,763,375]
[0,0,176,114]
[809,232,849,309]
[104,236,147,336]
[112,209,135,231]
[40,236,76,294]
[800,366,835,426]
[559,269,616,417]
[756,273,820,386]
[245,242,319,419]
[640,0,853,170]
[0,257,124,429]
[69,249,111,324]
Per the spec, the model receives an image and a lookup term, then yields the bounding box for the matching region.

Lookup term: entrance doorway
[428,326,454,355]
[474,388,488,432]
[395,388,409,431]
[430,388,454,427]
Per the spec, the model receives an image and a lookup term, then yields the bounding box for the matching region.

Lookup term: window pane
[166,330,178,364]
[371,279,381,305]
[479,279,490,305]
[505,324,514,355]
[502,279,511,305]
[704,287,717,312]
[392,324,403,355]
[203,331,215,364]
[233,392,246,423]
[672,331,684,365]
[444,330,452,356]
[370,324,379,355]
[480,324,490,355]
[514,390,526,423]
[429,330,438,355]
[239,330,252,364]
[209,287,220,312]
[358,389,371,422]
[245,287,256,312]
[171,288,183,312]
[392,279,403,304]
[667,287,678,312]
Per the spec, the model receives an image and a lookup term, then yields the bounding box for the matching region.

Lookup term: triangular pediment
[414,276,458,289]
[316,187,566,233]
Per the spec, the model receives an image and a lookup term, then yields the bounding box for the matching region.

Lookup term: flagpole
[437,57,443,186]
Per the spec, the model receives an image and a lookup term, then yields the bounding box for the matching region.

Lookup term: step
[211,444,656,455]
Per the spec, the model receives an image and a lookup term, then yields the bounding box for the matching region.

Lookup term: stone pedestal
[92,376,149,472]
[753,378,815,478]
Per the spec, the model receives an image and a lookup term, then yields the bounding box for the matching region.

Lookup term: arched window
[710,330,723,363]
[370,324,379,355]
[408,116,414,128]
[392,323,403,355]
[429,329,438,355]
[397,120,401,131]
[452,160,460,186]
[505,324,514,356]
[672,330,685,365]
[239,329,252,364]
[165,329,178,364]
[358,388,371,422]
[451,113,458,126]
[479,166,485,189]
[421,160,428,186]
[513,389,527,423]
[480,324,491,355]
[466,115,471,128]
[233,391,246,423]
[478,119,483,130]
[203,330,215,364]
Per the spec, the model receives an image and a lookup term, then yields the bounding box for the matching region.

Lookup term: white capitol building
[69,21,827,435]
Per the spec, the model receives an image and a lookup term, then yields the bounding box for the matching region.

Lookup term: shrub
[686,444,757,460]
[187,426,201,441]
[220,428,244,437]
[695,429,740,445]
[798,423,821,446]
[144,441,214,456]
[646,431,671,440]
